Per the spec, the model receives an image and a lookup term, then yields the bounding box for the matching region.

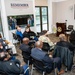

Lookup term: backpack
[23,65,29,75]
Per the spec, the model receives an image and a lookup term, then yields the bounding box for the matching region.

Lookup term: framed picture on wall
[7,14,34,30]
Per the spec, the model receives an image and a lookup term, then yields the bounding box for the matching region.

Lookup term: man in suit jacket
[31,41,64,74]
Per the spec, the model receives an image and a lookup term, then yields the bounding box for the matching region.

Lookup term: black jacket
[0,59,24,75]
[20,43,31,54]
[56,41,74,52]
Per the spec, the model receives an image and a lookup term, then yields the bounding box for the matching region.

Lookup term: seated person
[0,41,16,60]
[0,51,29,75]
[55,34,74,70]
[23,27,31,39]
[56,34,74,52]
[0,34,7,49]
[69,30,75,45]
[31,41,64,75]
[20,38,31,55]
[0,34,17,55]
[16,26,23,42]
[0,43,5,52]
[23,27,38,41]
[20,38,32,64]
[4,39,17,55]
[38,30,54,47]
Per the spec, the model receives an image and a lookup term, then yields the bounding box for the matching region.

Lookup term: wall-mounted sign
[5,0,34,16]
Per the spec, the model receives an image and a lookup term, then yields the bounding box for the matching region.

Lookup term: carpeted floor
[16,33,75,75]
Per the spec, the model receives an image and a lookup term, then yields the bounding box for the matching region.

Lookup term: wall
[52,0,67,2]
[35,0,48,6]
[52,2,57,26]
[54,0,75,29]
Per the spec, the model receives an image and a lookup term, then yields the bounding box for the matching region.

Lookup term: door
[35,6,48,32]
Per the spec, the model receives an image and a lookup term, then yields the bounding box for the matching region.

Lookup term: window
[35,6,48,32]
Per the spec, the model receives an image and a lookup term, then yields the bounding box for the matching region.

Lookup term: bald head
[35,41,43,49]
[59,34,67,41]
[23,38,29,44]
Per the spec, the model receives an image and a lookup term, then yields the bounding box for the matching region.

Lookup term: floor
[16,33,75,75]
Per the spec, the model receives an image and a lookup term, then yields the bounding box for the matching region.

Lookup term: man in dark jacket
[0,51,29,75]
[20,38,31,55]
[31,41,64,74]
[56,34,74,52]
[55,34,74,70]
[20,38,32,64]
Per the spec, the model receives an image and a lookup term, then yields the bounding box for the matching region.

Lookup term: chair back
[22,51,30,60]
[32,57,52,73]
[22,51,32,65]
[29,32,36,40]
[42,42,50,52]
[32,58,47,72]
[28,40,35,48]
[12,33,18,40]
[68,25,73,30]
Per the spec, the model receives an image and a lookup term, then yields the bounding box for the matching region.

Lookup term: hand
[49,55,52,58]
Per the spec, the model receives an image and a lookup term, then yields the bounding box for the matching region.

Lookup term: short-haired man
[20,38,31,64]
[56,34,74,52]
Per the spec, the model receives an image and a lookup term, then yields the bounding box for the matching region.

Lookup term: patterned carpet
[16,33,75,75]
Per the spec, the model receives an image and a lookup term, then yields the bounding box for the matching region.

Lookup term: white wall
[52,2,57,26]
[53,0,75,29]
[52,0,67,2]
[35,0,48,6]
[5,0,34,16]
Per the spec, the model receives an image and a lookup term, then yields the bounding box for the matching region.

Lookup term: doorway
[35,6,48,32]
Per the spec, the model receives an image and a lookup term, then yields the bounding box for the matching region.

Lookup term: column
[0,0,10,40]
[48,0,53,33]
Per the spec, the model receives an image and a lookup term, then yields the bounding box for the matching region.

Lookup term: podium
[56,23,66,36]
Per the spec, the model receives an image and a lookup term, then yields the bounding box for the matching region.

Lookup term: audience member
[0,51,29,75]
[4,39,17,55]
[0,34,7,49]
[16,26,23,42]
[54,34,74,71]
[23,27,31,39]
[0,34,17,55]
[31,41,64,74]
[20,38,31,55]
[69,30,75,45]
[23,27,38,41]
[20,38,32,64]
[56,34,74,52]
[39,30,54,46]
